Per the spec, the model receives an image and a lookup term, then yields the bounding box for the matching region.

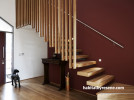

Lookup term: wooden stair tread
[76,61,96,68]
[97,82,134,94]
[86,75,114,87]
[77,67,104,77]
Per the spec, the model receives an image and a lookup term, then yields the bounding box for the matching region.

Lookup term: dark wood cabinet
[42,58,67,90]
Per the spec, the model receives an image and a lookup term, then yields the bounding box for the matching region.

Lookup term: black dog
[11,69,21,88]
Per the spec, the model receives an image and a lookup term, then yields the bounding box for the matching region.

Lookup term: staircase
[75,48,114,87]
[15,0,134,100]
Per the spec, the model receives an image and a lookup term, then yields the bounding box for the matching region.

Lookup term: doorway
[0,17,14,84]
[6,33,13,82]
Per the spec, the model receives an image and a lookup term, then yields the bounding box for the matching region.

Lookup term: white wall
[0,0,48,80]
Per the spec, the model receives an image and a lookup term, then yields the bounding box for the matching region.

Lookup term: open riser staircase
[16,0,134,99]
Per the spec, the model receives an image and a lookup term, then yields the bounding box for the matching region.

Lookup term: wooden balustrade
[65,0,68,61]
[16,0,77,69]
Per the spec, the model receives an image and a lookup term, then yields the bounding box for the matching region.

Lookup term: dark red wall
[48,0,134,94]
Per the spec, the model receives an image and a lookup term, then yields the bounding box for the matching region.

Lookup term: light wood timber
[41,0,44,37]
[65,0,69,61]
[37,0,39,32]
[76,61,96,68]
[69,0,72,68]
[16,0,18,28]
[0,77,96,100]
[21,0,24,27]
[40,0,42,36]
[18,0,21,27]
[55,0,58,53]
[24,0,26,25]
[33,0,35,28]
[58,0,61,53]
[77,67,104,77]
[26,0,29,25]
[61,0,65,60]
[46,0,49,42]
[73,0,77,69]
[52,0,55,47]
[35,0,37,31]
[49,0,52,47]
[43,0,46,41]
[97,83,134,100]
[29,0,31,25]
[31,0,33,27]
[86,75,114,87]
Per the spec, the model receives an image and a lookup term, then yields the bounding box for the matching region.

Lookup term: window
[0,17,13,32]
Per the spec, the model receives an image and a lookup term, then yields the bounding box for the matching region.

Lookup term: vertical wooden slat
[23,0,25,26]
[19,0,22,27]
[26,0,28,25]
[49,0,52,47]
[31,0,33,27]
[29,0,31,25]
[16,0,18,28]
[26,0,27,25]
[65,0,68,61]
[21,0,24,26]
[46,0,49,42]
[52,0,55,47]
[24,0,25,25]
[37,0,39,32]
[61,0,65,60]
[35,0,39,32]
[35,0,37,31]
[27,0,29,25]
[17,0,19,27]
[32,0,35,28]
[44,0,46,41]
[69,0,72,68]
[42,0,44,37]
[21,0,23,26]
[58,0,61,54]
[24,0,27,26]
[40,0,42,36]
[36,0,38,31]
[55,0,58,53]
[73,0,77,69]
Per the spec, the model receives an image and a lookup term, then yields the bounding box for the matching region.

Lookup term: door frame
[0,17,14,83]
